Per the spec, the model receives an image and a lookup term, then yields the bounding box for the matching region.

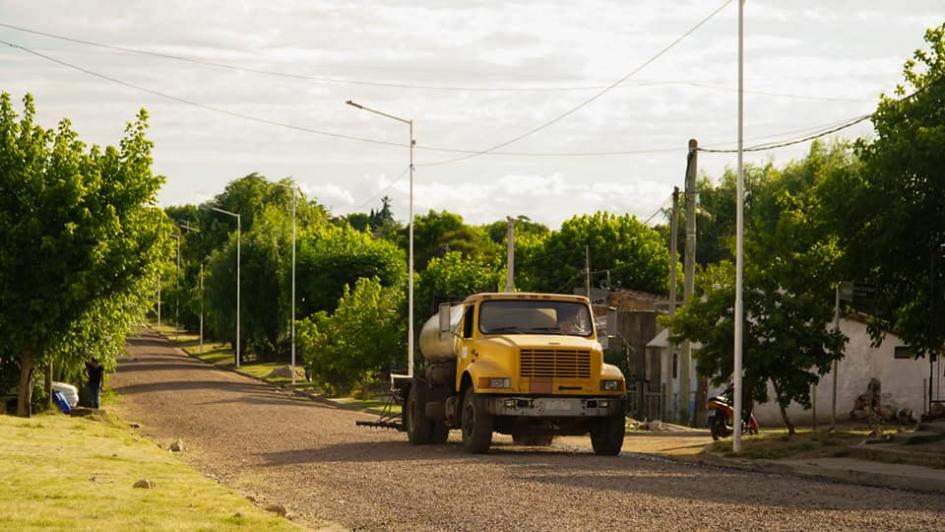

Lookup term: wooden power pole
[667,186,680,421]
[585,245,591,299]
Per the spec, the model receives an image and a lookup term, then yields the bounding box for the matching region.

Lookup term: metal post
[291,186,297,385]
[506,216,515,292]
[831,283,840,430]
[175,233,181,342]
[408,121,415,378]
[157,278,161,328]
[343,100,414,378]
[733,0,745,454]
[236,215,241,368]
[199,263,204,355]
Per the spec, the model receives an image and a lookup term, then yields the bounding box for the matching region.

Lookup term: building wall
[753,318,931,426]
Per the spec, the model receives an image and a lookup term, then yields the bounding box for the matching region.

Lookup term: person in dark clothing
[84,358,104,409]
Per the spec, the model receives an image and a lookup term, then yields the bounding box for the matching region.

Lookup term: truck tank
[418,304,464,362]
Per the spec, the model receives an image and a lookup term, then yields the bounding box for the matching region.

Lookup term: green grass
[707,427,869,460]
[0,412,296,531]
[332,397,402,415]
[151,324,306,385]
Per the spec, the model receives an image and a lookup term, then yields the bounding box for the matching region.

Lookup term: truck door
[457,304,475,374]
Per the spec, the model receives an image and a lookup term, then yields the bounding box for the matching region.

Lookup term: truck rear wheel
[590,415,625,456]
[431,422,450,444]
[406,385,433,444]
[512,433,555,446]
[461,388,493,453]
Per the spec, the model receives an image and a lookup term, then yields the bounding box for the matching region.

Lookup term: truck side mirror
[438,303,451,332]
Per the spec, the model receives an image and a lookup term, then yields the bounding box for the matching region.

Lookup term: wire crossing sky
[0,1,940,227]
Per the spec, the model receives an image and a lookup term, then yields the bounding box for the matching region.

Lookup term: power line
[0,39,412,150]
[698,76,944,154]
[6,36,923,161]
[0,21,868,102]
[351,166,410,211]
[420,0,735,166]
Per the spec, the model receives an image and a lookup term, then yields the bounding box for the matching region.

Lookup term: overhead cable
[420,0,735,166]
[0,21,868,102]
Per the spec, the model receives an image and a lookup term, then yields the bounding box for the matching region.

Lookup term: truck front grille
[520,349,591,379]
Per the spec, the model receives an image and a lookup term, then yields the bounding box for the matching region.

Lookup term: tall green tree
[417,251,500,316]
[0,93,164,415]
[297,277,405,394]
[669,147,850,433]
[296,225,406,317]
[522,212,669,294]
[828,25,945,358]
[405,210,497,270]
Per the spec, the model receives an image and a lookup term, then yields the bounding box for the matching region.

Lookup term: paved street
[112,330,945,531]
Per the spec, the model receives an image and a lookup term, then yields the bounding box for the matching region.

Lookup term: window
[462,305,474,339]
[478,300,593,337]
[894,346,913,359]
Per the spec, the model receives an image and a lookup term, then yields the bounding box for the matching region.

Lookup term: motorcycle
[706,383,759,441]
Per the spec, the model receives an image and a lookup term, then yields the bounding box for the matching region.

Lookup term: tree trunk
[771,380,796,435]
[16,349,36,418]
[45,360,53,411]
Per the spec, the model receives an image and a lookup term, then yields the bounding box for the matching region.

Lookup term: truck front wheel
[461,388,493,453]
[590,415,625,456]
[406,385,433,444]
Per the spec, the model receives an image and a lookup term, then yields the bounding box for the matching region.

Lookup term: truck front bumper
[481,396,625,417]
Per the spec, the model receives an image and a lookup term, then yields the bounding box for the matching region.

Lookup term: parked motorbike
[706,383,759,441]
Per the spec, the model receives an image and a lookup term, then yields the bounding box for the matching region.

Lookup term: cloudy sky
[1,1,941,227]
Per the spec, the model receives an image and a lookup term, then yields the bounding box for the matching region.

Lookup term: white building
[647,316,938,427]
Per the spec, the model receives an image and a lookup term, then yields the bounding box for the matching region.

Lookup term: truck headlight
[601,380,623,391]
[478,377,511,389]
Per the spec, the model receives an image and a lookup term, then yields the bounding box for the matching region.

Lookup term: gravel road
[112,330,945,531]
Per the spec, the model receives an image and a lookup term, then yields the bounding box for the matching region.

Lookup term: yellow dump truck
[398,292,626,455]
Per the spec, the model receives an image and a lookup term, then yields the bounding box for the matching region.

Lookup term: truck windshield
[479,300,593,337]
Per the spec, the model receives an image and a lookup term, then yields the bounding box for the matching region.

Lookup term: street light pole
[209,206,241,368]
[274,182,299,385]
[733,0,745,454]
[346,99,416,378]
[168,233,181,341]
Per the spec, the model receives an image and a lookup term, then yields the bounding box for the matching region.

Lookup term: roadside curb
[696,450,945,495]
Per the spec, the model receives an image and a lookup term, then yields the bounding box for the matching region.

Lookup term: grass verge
[151,324,399,414]
[706,427,870,460]
[0,412,295,531]
[151,324,309,387]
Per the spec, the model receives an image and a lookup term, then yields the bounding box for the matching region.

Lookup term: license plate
[542,399,574,411]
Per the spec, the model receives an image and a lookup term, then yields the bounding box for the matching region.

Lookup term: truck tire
[406,385,433,444]
[590,415,625,456]
[512,434,555,446]
[461,388,493,453]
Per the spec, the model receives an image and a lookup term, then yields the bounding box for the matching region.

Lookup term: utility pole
[680,138,698,425]
[831,283,840,430]
[199,263,204,355]
[506,216,515,292]
[175,232,181,342]
[668,186,680,422]
[585,245,591,299]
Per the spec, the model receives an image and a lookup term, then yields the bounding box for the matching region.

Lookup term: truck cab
[404,292,626,455]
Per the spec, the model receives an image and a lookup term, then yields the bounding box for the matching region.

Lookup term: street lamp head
[345,100,363,109]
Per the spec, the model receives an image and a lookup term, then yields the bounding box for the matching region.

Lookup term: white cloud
[0,0,939,229]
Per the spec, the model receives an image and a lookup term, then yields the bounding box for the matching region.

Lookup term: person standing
[84,358,104,409]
